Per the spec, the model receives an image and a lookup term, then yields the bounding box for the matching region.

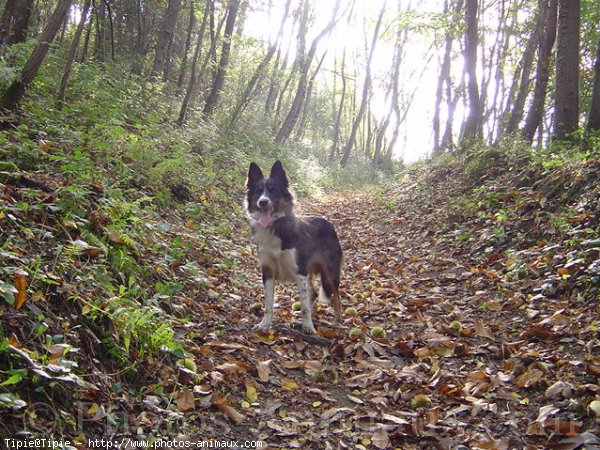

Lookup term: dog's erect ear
[247,162,264,189]
[269,161,288,188]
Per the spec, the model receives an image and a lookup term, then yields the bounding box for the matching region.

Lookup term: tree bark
[586,24,600,134]
[459,0,482,148]
[177,0,211,125]
[0,0,72,111]
[152,0,183,78]
[177,0,196,91]
[433,0,452,154]
[329,51,347,162]
[0,0,34,47]
[203,0,241,116]
[276,0,342,144]
[553,0,580,141]
[502,0,544,136]
[79,12,94,62]
[521,0,557,143]
[340,2,385,167]
[229,0,291,126]
[295,51,326,140]
[58,0,91,106]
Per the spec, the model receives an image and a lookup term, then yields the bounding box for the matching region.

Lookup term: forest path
[178,179,600,449]
[185,188,598,449]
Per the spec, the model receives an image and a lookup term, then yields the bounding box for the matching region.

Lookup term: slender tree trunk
[80,12,94,62]
[553,0,580,141]
[230,0,291,126]
[58,0,91,106]
[203,0,241,116]
[93,0,106,62]
[295,51,326,140]
[329,51,347,162]
[152,0,183,78]
[521,0,557,143]
[276,0,342,144]
[102,0,115,61]
[440,0,464,151]
[433,0,452,154]
[586,24,600,133]
[503,0,544,136]
[375,0,406,167]
[340,2,385,167]
[459,0,482,148]
[177,0,211,125]
[177,0,196,91]
[0,0,72,110]
[1,0,34,47]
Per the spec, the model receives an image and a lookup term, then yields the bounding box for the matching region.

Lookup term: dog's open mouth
[258,207,273,228]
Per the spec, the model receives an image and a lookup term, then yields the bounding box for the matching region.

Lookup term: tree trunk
[152,0,183,78]
[503,0,544,136]
[203,0,241,116]
[230,0,291,126]
[0,0,72,111]
[375,0,405,167]
[340,2,385,167]
[177,0,196,91]
[440,0,464,151]
[93,0,107,62]
[553,0,580,141]
[103,0,116,61]
[177,0,211,125]
[586,25,600,134]
[295,51,326,140]
[80,12,94,62]
[0,0,34,47]
[58,0,91,106]
[329,51,347,162]
[276,0,342,144]
[433,0,453,154]
[459,0,482,148]
[521,0,557,143]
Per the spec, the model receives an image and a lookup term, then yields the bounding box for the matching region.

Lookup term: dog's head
[245,161,294,228]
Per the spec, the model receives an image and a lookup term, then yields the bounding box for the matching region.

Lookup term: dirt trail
[184,189,599,450]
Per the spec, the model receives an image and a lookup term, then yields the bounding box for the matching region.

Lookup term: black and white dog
[245,161,342,334]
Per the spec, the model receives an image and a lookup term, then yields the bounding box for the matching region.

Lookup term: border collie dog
[245,161,342,334]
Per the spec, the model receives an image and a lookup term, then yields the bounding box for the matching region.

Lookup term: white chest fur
[253,227,298,282]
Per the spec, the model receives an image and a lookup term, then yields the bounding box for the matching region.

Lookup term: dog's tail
[320,259,342,321]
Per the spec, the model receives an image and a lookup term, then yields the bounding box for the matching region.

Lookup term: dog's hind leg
[297,275,316,334]
[255,267,275,332]
[320,261,342,321]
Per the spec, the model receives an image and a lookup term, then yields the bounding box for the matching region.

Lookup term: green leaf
[1,369,28,386]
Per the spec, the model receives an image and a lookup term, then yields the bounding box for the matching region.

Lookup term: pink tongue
[258,210,272,228]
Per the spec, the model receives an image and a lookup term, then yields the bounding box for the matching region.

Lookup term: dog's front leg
[297,275,316,334]
[255,267,275,332]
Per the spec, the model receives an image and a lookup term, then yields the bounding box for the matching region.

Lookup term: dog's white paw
[302,321,316,335]
[254,319,272,333]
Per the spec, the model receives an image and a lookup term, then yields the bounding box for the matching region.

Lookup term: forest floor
[173,162,600,449]
[1,158,599,450]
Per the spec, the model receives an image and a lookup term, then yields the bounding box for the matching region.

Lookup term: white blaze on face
[257,191,273,228]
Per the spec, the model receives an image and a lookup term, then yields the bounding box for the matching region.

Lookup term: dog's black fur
[245,161,342,334]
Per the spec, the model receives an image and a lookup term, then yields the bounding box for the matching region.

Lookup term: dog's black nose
[258,198,270,208]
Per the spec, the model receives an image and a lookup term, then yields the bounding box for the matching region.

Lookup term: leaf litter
[1,158,599,449]
[186,160,599,449]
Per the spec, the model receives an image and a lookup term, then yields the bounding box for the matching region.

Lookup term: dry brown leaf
[213,396,244,424]
[371,427,390,449]
[13,270,27,309]
[175,390,195,412]
[474,320,495,340]
[256,360,270,382]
